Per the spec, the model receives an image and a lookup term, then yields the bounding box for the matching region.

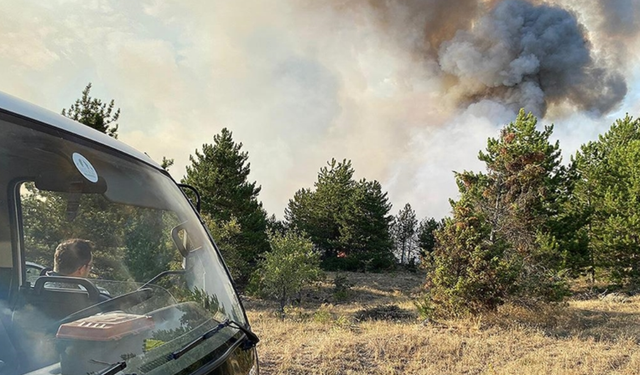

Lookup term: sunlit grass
[245,271,640,375]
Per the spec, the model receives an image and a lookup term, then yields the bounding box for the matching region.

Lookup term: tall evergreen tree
[182,128,269,277]
[286,159,395,271]
[285,188,318,240]
[417,217,441,258]
[601,140,640,282]
[62,83,120,138]
[338,179,395,267]
[477,109,567,267]
[571,116,640,284]
[391,203,418,264]
[286,159,356,257]
[427,110,569,314]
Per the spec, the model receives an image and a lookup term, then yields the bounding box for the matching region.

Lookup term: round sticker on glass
[72,153,98,183]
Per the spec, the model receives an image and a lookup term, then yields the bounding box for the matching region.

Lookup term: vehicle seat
[9,276,109,372]
[23,276,106,321]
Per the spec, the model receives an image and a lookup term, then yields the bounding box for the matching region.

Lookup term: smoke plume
[0,0,638,220]
[327,0,629,117]
[438,0,627,116]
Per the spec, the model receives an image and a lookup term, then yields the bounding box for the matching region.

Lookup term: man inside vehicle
[44,238,111,299]
[47,238,93,278]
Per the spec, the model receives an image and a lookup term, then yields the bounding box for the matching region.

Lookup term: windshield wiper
[169,319,260,360]
[96,361,127,375]
[90,320,259,375]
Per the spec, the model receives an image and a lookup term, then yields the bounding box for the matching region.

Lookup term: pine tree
[477,109,567,266]
[285,159,395,271]
[417,217,441,258]
[286,159,356,257]
[338,179,395,269]
[427,110,570,315]
[570,115,640,284]
[391,203,418,264]
[62,83,120,138]
[285,188,318,240]
[182,128,269,279]
[601,140,640,282]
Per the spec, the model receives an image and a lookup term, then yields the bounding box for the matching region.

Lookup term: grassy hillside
[244,271,640,374]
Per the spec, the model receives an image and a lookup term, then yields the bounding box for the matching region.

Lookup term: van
[0,91,259,375]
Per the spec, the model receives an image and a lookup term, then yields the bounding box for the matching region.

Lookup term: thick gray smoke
[331,0,630,118]
[303,0,637,218]
[1,0,638,220]
[438,0,627,117]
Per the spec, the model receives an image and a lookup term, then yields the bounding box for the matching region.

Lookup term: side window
[25,262,46,285]
[20,182,62,275]
[20,181,182,284]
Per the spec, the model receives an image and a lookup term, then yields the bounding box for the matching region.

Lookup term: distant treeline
[188,108,640,316]
[61,84,640,314]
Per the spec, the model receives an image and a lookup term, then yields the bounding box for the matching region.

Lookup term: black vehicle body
[0,91,258,375]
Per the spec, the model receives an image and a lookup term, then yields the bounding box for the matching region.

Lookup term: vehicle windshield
[1,117,248,374]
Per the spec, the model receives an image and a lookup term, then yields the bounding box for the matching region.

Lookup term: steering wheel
[55,288,154,327]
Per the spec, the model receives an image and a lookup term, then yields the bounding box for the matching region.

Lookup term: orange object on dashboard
[56,312,155,341]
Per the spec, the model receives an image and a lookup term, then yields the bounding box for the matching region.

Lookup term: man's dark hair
[54,239,93,275]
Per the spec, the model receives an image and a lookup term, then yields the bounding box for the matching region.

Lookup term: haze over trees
[39,84,640,316]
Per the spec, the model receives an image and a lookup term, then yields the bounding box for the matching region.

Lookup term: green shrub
[413,296,435,320]
[332,274,353,302]
[251,231,324,312]
[313,305,333,324]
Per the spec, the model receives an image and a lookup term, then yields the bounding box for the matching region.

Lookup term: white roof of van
[0,90,161,169]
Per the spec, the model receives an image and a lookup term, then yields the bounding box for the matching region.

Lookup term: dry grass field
[244,271,640,375]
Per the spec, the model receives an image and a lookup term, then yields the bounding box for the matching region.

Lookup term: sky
[1,0,640,220]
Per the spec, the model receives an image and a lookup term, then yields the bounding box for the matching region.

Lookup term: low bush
[333,274,353,302]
